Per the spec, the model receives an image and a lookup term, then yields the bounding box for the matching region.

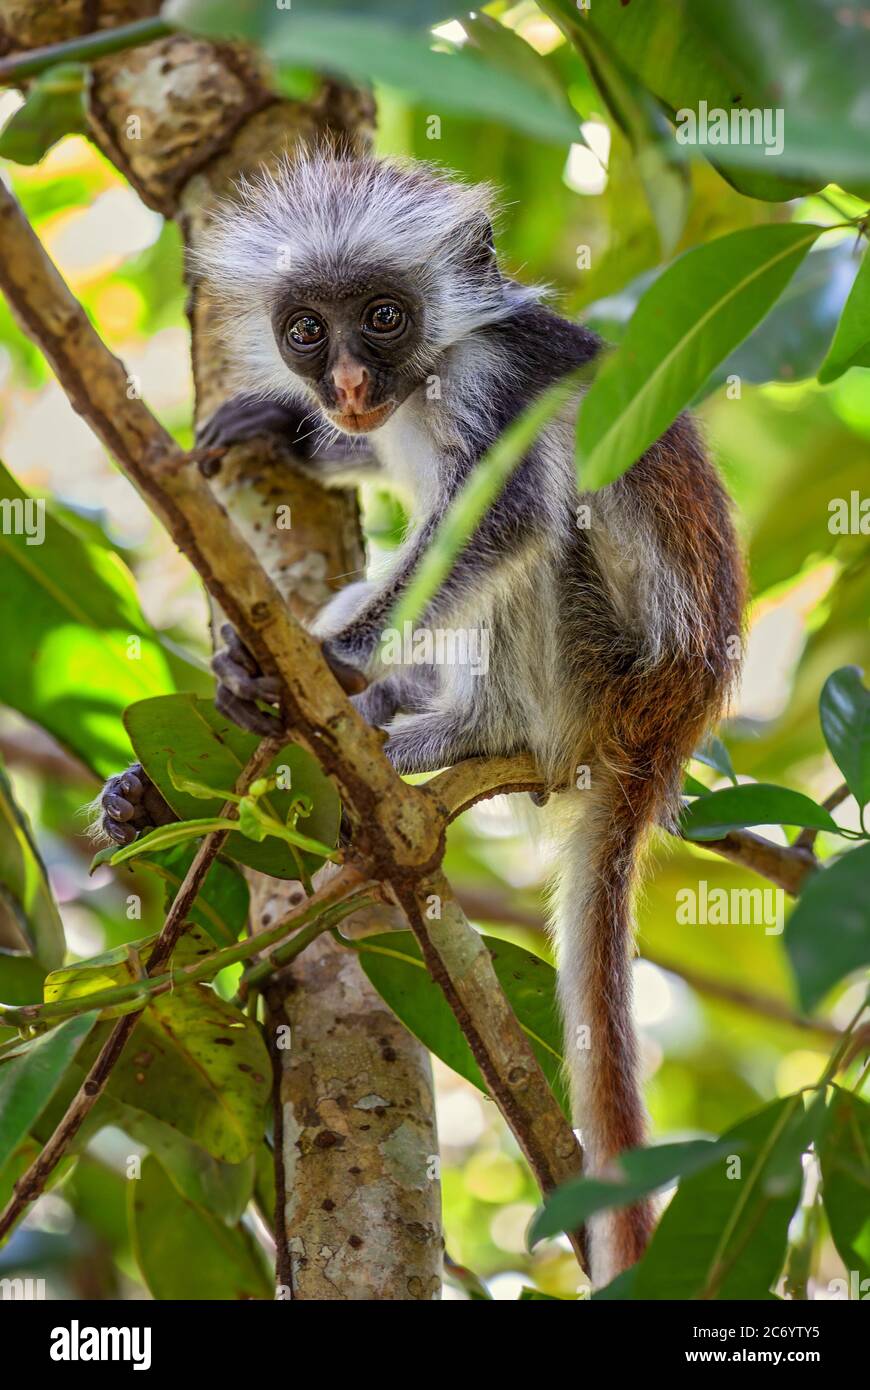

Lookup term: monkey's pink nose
[332,357,369,413]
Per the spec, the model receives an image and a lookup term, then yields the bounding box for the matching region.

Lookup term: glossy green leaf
[0,64,87,165]
[819,666,870,807]
[819,248,870,383]
[586,244,863,396]
[708,243,864,395]
[581,0,865,199]
[0,758,64,970]
[0,1012,97,1171]
[130,1155,272,1300]
[173,0,580,145]
[786,844,870,1011]
[353,930,569,1116]
[139,846,249,948]
[44,937,148,1019]
[529,1139,733,1246]
[576,224,823,490]
[42,924,217,1018]
[0,951,46,1007]
[633,1096,812,1299]
[0,461,174,778]
[542,0,688,254]
[819,1087,870,1281]
[124,693,340,879]
[681,783,839,841]
[77,984,271,1162]
[693,735,738,786]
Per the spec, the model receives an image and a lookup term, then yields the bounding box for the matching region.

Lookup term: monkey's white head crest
[194,148,539,406]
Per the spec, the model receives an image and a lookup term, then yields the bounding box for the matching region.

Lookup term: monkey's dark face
[271,272,427,434]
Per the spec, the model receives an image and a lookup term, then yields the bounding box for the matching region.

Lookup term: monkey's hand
[212,623,284,736]
[197,395,315,454]
[212,624,368,740]
[196,394,377,480]
[99,763,177,846]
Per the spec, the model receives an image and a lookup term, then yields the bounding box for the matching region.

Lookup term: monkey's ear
[464,212,498,276]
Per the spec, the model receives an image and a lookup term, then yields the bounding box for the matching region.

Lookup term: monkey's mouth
[329,400,396,433]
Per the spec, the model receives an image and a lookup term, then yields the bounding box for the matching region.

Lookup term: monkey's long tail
[547,764,664,1287]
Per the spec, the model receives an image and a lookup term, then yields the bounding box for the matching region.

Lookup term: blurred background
[0,3,868,1299]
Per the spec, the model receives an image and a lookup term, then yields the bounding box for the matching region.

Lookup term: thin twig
[0,740,277,1244]
[0,18,172,84]
[794,782,851,852]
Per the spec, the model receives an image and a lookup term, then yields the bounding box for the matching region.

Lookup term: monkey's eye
[362,299,406,337]
[287,314,326,350]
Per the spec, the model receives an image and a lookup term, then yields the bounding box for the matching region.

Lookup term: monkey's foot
[100,763,176,846]
[212,624,284,736]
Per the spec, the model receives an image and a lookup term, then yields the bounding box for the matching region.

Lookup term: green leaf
[173,1,580,145]
[819,248,870,383]
[693,735,738,786]
[42,923,217,1017]
[0,951,46,1007]
[819,667,870,808]
[786,844,870,1011]
[576,224,823,491]
[587,244,864,396]
[579,0,859,200]
[139,846,249,948]
[0,460,174,778]
[44,937,148,1019]
[529,1139,733,1246]
[123,693,340,879]
[130,1155,272,1300]
[819,1087,870,1281]
[708,243,865,396]
[0,64,87,165]
[0,757,64,970]
[542,0,688,254]
[0,1012,97,1171]
[99,816,232,871]
[353,930,569,1116]
[78,985,271,1162]
[681,783,839,841]
[633,1096,811,1299]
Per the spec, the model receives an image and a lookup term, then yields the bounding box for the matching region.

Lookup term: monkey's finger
[103,815,137,846]
[141,781,177,827]
[103,793,135,822]
[117,768,145,803]
[212,649,282,705]
[215,683,282,737]
[219,623,260,676]
[323,649,368,696]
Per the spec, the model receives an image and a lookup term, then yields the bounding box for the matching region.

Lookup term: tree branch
[425,755,819,896]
